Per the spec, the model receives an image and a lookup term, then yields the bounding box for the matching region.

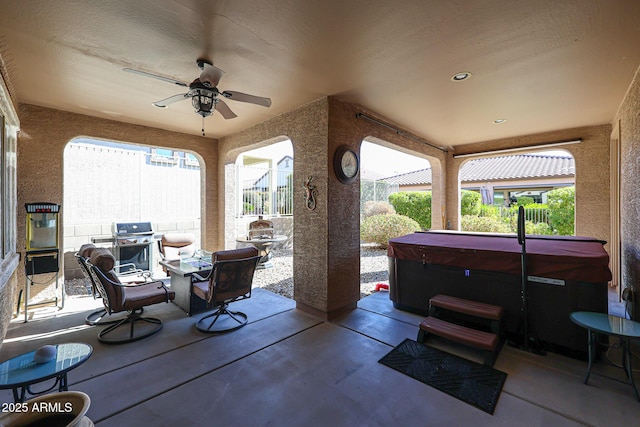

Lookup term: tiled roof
[381,153,575,185]
[382,168,432,186]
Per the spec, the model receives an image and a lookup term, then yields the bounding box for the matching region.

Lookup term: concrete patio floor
[1,289,640,426]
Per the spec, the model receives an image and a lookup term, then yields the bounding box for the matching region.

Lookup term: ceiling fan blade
[221,90,272,107]
[199,63,225,88]
[152,93,190,108]
[123,68,189,87]
[214,99,238,119]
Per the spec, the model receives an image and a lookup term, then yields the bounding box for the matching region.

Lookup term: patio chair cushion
[213,247,259,262]
[78,243,97,259]
[121,281,175,311]
[89,248,122,306]
[90,247,116,271]
[160,232,196,260]
[192,281,209,301]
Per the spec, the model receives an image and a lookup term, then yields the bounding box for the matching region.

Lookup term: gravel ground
[256,245,389,299]
[65,245,390,300]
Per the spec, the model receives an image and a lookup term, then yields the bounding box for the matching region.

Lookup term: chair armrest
[115,263,153,282]
[114,262,142,275]
[93,268,154,289]
[192,271,210,282]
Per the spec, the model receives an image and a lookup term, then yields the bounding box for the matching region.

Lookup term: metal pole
[517,205,529,349]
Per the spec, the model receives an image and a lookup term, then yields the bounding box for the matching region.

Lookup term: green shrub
[363,200,396,218]
[388,191,431,229]
[526,203,548,209]
[547,186,575,235]
[461,190,481,216]
[479,204,500,220]
[516,196,535,206]
[461,215,511,233]
[526,221,553,235]
[242,202,254,214]
[360,214,421,248]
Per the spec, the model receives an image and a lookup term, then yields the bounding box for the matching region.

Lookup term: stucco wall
[15,104,217,307]
[614,65,640,318]
[446,125,611,244]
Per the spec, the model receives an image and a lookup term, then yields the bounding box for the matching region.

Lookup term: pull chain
[201,116,205,137]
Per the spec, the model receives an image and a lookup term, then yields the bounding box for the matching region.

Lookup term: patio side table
[570,311,640,401]
[0,343,92,403]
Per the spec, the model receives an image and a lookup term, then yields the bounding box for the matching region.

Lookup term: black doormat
[378,339,507,415]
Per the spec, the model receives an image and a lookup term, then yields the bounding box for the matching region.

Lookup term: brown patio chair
[75,243,111,326]
[76,243,154,326]
[87,247,175,344]
[158,232,196,275]
[191,247,261,333]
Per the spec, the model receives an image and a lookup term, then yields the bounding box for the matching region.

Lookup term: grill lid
[113,222,153,236]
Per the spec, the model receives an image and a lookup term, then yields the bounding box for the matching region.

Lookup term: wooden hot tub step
[417,316,499,366]
[429,294,504,336]
[429,294,504,321]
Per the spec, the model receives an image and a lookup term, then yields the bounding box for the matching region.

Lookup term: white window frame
[0,75,20,286]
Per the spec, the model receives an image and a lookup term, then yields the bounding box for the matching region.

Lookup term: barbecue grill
[112,222,154,272]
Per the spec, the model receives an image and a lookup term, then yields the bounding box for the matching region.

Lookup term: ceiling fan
[123,58,272,121]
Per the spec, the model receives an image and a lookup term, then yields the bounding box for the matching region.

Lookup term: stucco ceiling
[1,0,640,147]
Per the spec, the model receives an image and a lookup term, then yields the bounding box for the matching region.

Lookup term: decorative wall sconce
[303,176,318,211]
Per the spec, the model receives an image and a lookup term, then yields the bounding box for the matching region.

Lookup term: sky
[360,141,430,177]
[241,140,571,179]
[243,140,430,177]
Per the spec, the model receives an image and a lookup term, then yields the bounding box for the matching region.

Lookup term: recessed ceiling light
[451,72,472,82]
[493,119,507,124]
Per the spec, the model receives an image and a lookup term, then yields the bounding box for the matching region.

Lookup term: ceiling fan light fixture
[451,71,472,82]
[126,58,270,126]
[191,88,215,117]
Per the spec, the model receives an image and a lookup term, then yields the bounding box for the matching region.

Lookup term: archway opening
[62,137,202,295]
[457,149,576,236]
[231,139,294,299]
[359,140,432,297]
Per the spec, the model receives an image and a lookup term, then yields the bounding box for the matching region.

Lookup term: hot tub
[387,231,612,355]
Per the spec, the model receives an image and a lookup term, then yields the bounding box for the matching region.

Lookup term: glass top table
[570,312,640,401]
[161,257,213,276]
[0,342,92,402]
[159,258,213,315]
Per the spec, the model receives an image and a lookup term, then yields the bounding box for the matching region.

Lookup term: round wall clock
[334,145,359,184]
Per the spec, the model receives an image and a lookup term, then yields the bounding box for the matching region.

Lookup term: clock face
[341,150,358,178]
[334,145,359,183]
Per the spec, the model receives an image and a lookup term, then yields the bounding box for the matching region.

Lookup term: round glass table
[570,311,640,401]
[0,342,93,402]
